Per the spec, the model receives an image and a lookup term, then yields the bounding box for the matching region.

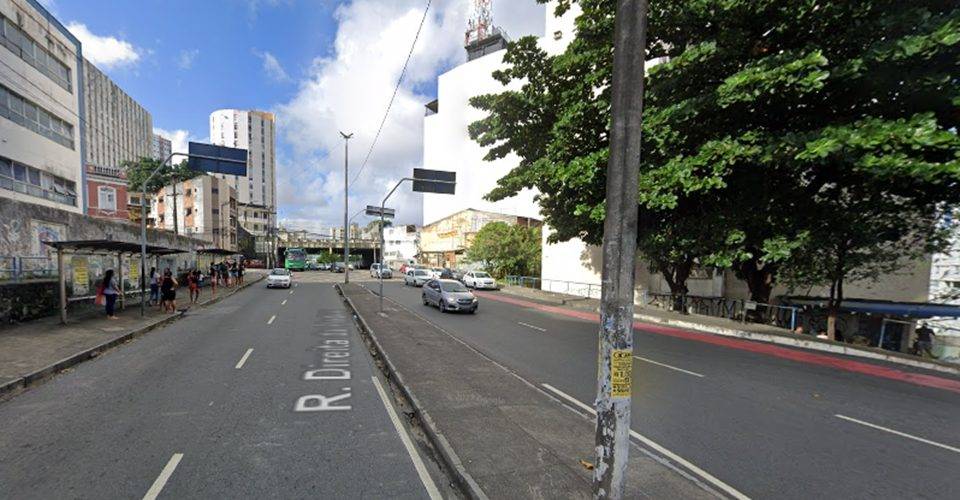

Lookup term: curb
[0,274,264,401]
[335,284,489,500]
[498,287,960,376]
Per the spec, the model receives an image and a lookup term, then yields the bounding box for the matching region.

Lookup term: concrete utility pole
[340,131,353,283]
[594,1,648,498]
[171,175,179,235]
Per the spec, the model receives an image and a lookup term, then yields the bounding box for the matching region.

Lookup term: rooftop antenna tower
[465,0,495,46]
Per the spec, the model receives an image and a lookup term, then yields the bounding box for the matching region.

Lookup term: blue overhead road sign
[187,142,248,176]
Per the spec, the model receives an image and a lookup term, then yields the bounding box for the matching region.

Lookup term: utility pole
[171,175,179,235]
[340,131,353,283]
[594,1,648,498]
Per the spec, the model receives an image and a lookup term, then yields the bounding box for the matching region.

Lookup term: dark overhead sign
[366,205,396,218]
[413,168,456,194]
[187,142,248,176]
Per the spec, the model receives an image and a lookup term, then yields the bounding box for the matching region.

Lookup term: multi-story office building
[81,58,151,170]
[208,109,276,237]
[0,0,83,213]
[383,225,420,267]
[80,58,152,220]
[151,133,171,162]
[151,175,238,251]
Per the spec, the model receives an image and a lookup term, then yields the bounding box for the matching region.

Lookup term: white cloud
[153,127,195,158]
[276,0,544,231]
[177,49,200,70]
[254,50,290,82]
[66,22,140,69]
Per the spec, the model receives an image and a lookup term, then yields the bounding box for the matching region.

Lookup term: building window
[98,186,117,211]
[0,83,74,149]
[0,15,72,92]
[0,155,76,207]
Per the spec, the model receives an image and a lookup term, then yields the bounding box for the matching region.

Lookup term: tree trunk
[738,257,777,321]
[659,259,692,313]
[827,248,846,341]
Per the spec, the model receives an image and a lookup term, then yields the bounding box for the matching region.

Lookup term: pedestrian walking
[237,261,245,286]
[914,323,938,358]
[188,269,200,304]
[209,264,218,296]
[148,267,159,306]
[160,269,178,313]
[231,261,238,286]
[97,269,120,320]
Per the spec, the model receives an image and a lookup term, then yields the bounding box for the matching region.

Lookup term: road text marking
[142,453,183,500]
[267,315,276,325]
[835,414,960,454]
[633,355,704,378]
[372,377,442,499]
[235,348,254,369]
[518,322,546,332]
[541,383,748,500]
[281,299,287,306]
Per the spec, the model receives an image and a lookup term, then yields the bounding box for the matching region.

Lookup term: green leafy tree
[470,1,960,331]
[124,157,203,195]
[466,222,542,278]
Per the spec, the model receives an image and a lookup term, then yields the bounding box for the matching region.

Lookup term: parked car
[453,269,467,282]
[429,267,444,279]
[370,263,393,279]
[266,268,293,288]
[332,262,346,273]
[404,268,431,287]
[463,271,498,290]
[422,279,478,313]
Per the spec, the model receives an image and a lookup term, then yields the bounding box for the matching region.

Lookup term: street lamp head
[339,131,354,140]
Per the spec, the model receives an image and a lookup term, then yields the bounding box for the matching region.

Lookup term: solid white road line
[142,453,183,500]
[281,299,287,306]
[235,348,254,369]
[634,355,705,378]
[835,414,960,454]
[541,383,749,500]
[518,321,547,332]
[371,377,442,500]
[267,315,276,325]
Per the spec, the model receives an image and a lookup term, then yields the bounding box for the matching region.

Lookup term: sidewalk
[498,285,960,376]
[0,271,264,398]
[338,283,717,499]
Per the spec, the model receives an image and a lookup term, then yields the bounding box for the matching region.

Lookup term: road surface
[373,278,960,499]
[0,277,443,499]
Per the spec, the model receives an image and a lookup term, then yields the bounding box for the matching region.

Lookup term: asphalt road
[0,277,441,499]
[375,279,960,499]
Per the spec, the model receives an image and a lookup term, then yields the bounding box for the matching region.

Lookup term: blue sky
[44,0,545,230]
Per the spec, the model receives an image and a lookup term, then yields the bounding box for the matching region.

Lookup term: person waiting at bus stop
[914,323,938,358]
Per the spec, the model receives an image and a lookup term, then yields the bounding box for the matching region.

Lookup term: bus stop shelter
[44,240,185,324]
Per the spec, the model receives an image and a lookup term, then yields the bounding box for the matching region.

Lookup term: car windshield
[440,281,468,292]
[474,272,491,278]
[270,269,289,276]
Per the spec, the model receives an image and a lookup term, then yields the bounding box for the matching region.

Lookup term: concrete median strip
[337,282,720,499]
[0,274,265,400]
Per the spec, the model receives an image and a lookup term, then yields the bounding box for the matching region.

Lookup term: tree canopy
[466,222,542,278]
[124,157,203,195]
[469,0,960,331]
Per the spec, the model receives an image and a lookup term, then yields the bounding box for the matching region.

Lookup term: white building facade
[209,109,276,236]
[0,0,83,213]
[383,225,420,266]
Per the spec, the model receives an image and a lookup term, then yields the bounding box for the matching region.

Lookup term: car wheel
[470,307,477,314]
[422,295,429,306]
[438,301,446,313]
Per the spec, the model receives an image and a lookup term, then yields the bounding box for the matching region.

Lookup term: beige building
[81,58,152,172]
[0,0,83,213]
[420,208,540,268]
[151,175,238,251]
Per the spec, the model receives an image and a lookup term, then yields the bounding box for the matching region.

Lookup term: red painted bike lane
[477,292,960,394]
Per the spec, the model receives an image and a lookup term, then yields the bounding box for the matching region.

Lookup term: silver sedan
[422,279,478,314]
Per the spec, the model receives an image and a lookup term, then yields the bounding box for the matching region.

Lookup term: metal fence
[505,276,604,299]
[0,256,57,282]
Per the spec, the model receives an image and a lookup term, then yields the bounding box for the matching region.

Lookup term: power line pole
[171,175,179,235]
[340,131,353,283]
[594,1,648,498]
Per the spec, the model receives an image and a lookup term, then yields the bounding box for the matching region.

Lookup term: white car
[463,271,497,290]
[404,269,431,287]
[370,263,392,279]
[266,268,292,288]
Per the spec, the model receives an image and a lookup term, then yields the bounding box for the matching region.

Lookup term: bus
[284,248,307,271]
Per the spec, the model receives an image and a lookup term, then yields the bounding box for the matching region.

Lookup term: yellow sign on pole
[72,257,89,295]
[610,349,633,398]
[128,257,139,283]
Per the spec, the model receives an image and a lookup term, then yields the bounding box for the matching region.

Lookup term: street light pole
[593,1,648,498]
[340,131,353,283]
